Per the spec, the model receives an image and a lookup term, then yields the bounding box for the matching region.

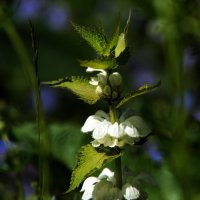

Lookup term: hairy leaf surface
[44,76,100,104]
[79,58,118,70]
[66,144,122,193]
[72,23,107,55]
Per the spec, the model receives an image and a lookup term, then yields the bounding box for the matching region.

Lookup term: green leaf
[115,33,126,58]
[114,10,131,58]
[79,58,118,70]
[13,122,84,169]
[103,21,120,57]
[66,144,122,193]
[116,81,161,108]
[44,76,100,104]
[72,22,107,55]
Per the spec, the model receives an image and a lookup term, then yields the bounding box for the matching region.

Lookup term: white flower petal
[81,184,95,200]
[89,77,98,85]
[93,120,110,139]
[91,140,101,147]
[126,116,151,137]
[122,183,140,200]
[81,177,99,192]
[120,121,139,138]
[98,168,115,181]
[108,122,121,138]
[86,67,106,73]
[81,116,101,133]
[95,110,109,120]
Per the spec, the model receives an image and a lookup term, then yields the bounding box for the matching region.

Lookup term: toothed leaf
[65,144,122,193]
[116,81,161,108]
[79,58,118,70]
[72,23,107,55]
[44,76,100,104]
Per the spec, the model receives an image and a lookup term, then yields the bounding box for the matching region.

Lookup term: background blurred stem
[153,0,191,199]
[0,6,50,200]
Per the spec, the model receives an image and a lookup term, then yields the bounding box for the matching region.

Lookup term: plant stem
[1,8,49,199]
[115,156,122,189]
[109,105,122,188]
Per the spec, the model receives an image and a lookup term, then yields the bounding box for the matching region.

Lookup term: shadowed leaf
[116,81,161,108]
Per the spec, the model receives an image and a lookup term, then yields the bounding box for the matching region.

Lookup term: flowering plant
[45,11,160,199]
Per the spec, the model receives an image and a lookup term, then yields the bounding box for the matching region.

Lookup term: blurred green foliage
[1,0,200,199]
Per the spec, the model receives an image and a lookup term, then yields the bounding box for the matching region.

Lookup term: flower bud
[112,91,118,99]
[98,72,107,85]
[109,72,122,87]
[103,85,111,96]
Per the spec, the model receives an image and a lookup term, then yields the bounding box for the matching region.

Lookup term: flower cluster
[81,168,140,200]
[88,69,122,101]
[81,110,151,148]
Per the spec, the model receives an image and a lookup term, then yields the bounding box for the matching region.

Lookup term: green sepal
[116,81,161,108]
[72,22,107,56]
[43,76,100,104]
[65,144,122,193]
[79,58,118,70]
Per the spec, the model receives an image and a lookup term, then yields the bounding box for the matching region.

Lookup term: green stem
[1,8,49,199]
[115,156,122,189]
[109,105,122,189]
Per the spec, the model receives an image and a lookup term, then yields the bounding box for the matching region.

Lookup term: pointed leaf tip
[44,76,101,104]
[65,144,122,193]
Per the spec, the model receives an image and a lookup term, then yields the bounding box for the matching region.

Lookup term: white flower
[122,183,140,200]
[80,168,116,200]
[89,71,107,86]
[81,177,99,200]
[86,67,106,73]
[81,110,151,148]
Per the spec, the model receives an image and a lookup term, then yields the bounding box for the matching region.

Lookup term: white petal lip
[123,183,140,200]
[89,77,98,85]
[86,67,106,73]
[81,184,95,200]
[81,177,99,192]
[98,168,114,180]
[95,110,109,119]
[108,122,119,137]
[81,116,101,133]
[126,116,151,136]
[92,120,110,139]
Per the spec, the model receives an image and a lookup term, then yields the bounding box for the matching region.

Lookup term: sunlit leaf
[116,81,161,108]
[66,144,122,193]
[114,10,131,58]
[103,21,120,57]
[44,76,100,104]
[115,33,126,58]
[72,22,107,55]
[79,58,118,70]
